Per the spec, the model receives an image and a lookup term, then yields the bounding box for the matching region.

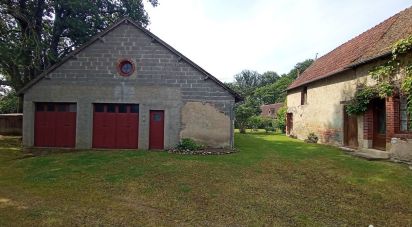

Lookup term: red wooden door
[115,113,139,149]
[149,110,164,150]
[286,113,293,134]
[372,99,386,150]
[344,107,358,148]
[35,103,76,148]
[92,104,139,149]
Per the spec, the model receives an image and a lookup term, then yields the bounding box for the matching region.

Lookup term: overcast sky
[144,0,411,82]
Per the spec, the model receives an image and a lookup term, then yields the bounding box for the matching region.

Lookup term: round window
[117,59,135,77]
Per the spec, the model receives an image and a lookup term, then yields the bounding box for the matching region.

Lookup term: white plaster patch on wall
[180,102,230,148]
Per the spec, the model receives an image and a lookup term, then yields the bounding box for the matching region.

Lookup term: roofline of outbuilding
[17,17,243,102]
[286,51,392,92]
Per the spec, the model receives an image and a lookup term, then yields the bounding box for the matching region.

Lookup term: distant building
[260,103,283,118]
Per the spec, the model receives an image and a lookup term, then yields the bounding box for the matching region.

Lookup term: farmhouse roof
[288,6,412,90]
[260,103,283,116]
[17,18,243,102]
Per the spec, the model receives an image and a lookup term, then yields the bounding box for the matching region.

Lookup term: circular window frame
[116,59,136,77]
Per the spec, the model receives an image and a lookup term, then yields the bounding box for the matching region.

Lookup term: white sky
[144,0,412,82]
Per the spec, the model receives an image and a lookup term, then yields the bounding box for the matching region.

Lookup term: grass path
[0,133,411,226]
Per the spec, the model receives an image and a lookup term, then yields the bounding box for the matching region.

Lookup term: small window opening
[154,113,162,121]
[117,59,135,77]
[107,104,116,113]
[301,87,308,105]
[68,104,77,112]
[36,103,45,112]
[47,103,55,112]
[119,104,128,113]
[57,104,67,112]
[95,104,105,112]
[130,104,139,113]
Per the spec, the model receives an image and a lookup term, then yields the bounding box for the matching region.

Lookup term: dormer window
[301,86,308,105]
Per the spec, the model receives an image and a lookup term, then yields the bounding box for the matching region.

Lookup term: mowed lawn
[0,133,411,226]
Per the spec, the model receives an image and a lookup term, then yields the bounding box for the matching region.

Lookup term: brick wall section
[363,107,373,140]
[386,96,400,142]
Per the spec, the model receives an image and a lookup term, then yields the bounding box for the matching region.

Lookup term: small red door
[92,104,139,149]
[344,107,358,149]
[149,110,164,150]
[372,99,386,150]
[286,113,293,135]
[35,103,76,148]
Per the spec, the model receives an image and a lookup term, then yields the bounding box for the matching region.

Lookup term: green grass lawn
[0,132,411,226]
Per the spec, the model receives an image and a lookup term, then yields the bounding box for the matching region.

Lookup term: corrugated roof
[288,6,412,90]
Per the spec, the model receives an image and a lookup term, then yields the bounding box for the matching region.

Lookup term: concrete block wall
[23,22,235,149]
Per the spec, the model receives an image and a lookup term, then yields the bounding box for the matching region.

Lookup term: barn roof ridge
[17,17,243,102]
[287,6,412,90]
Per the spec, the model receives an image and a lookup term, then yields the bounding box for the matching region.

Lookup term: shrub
[304,133,319,143]
[274,105,287,133]
[248,115,263,131]
[0,91,19,114]
[235,104,255,133]
[261,116,274,133]
[176,138,203,151]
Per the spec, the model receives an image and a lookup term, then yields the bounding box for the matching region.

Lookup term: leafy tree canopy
[230,59,314,133]
[0,0,158,93]
[0,89,18,113]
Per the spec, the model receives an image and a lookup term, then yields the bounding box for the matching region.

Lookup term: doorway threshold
[350,148,390,160]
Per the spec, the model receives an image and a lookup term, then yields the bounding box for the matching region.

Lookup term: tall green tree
[230,70,262,97]
[260,71,280,86]
[274,105,287,133]
[252,59,314,104]
[0,89,18,113]
[288,59,314,79]
[226,70,280,97]
[0,0,158,93]
[232,59,313,133]
[234,104,254,134]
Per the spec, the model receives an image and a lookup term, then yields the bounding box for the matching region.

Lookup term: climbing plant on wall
[346,35,412,118]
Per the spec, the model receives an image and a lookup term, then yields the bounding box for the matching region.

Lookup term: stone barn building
[18,18,242,150]
[286,7,412,161]
[260,103,283,119]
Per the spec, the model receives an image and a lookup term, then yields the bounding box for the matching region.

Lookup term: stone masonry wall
[286,62,378,147]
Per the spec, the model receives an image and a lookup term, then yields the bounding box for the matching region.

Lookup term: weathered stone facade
[286,7,412,161]
[20,19,239,150]
[286,59,412,161]
[287,63,374,145]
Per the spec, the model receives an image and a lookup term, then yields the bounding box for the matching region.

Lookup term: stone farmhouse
[18,18,242,150]
[260,103,283,118]
[286,7,412,161]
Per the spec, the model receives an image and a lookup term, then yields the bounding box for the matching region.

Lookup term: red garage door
[35,103,76,148]
[93,104,139,149]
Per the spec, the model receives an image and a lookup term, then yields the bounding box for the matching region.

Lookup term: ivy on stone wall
[346,85,379,115]
[346,35,412,118]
